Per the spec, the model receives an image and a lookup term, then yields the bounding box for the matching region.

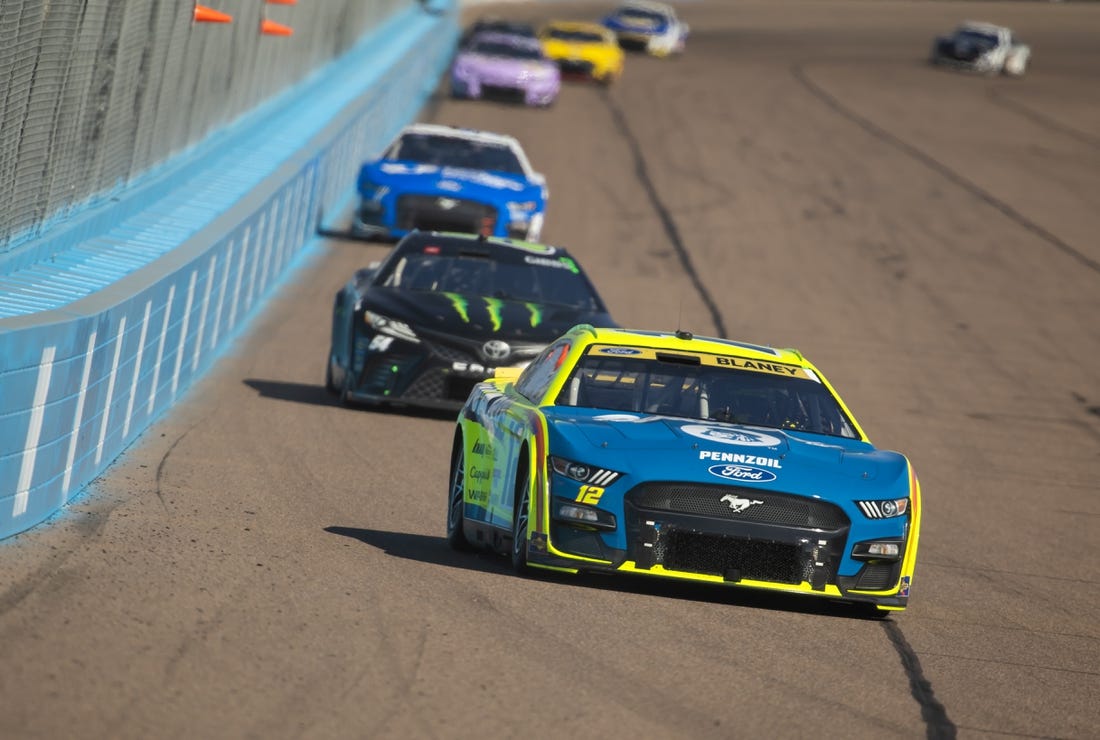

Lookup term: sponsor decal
[484,297,503,332]
[680,424,782,447]
[483,340,510,361]
[469,468,492,482]
[380,163,438,176]
[524,255,576,272]
[524,302,542,328]
[709,464,777,483]
[900,576,911,597]
[437,180,462,192]
[715,356,801,376]
[440,167,525,192]
[443,292,470,323]
[471,440,490,455]
[699,450,782,469]
[574,485,604,505]
[597,347,641,356]
[530,532,547,553]
[719,493,764,513]
[453,361,488,376]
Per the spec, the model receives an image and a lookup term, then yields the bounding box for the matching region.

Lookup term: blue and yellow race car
[448,326,921,616]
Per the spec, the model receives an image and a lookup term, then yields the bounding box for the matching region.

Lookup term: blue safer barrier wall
[0,3,459,540]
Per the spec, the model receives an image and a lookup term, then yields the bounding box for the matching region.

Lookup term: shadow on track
[325,524,889,622]
[242,379,456,421]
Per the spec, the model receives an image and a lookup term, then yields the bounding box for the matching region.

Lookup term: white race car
[930,21,1030,77]
[601,0,688,58]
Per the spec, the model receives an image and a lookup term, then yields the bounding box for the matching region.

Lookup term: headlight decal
[550,456,622,486]
[856,498,909,519]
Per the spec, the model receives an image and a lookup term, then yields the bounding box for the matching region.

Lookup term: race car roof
[401,231,567,258]
[400,123,522,151]
[395,123,536,176]
[567,326,806,365]
[956,20,1010,35]
[617,0,676,17]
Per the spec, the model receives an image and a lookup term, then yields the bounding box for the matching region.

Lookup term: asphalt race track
[2,1,1098,738]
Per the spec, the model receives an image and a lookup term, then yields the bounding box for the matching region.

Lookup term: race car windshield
[377,253,603,311]
[471,40,544,60]
[547,29,606,43]
[955,30,997,48]
[557,354,858,438]
[619,10,665,23]
[388,134,525,176]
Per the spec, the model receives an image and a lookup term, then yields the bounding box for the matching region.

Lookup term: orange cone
[260,18,294,36]
[265,0,298,4]
[194,4,233,23]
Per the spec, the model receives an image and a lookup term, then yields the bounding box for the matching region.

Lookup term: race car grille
[403,367,446,400]
[854,562,899,591]
[395,195,497,236]
[616,36,650,51]
[661,529,803,584]
[558,59,596,76]
[629,483,848,531]
[428,342,478,364]
[481,85,527,104]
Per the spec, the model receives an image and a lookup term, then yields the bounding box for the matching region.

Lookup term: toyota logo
[482,340,511,361]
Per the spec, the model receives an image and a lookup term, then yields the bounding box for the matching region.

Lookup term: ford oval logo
[707,464,777,483]
[482,340,511,361]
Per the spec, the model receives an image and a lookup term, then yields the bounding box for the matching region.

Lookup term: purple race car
[451,31,560,107]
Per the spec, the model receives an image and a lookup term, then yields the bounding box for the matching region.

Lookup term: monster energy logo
[443,293,544,331]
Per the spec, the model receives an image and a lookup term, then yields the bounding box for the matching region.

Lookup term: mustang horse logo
[720,494,764,513]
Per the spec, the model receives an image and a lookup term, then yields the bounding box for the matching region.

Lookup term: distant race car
[930,21,1030,76]
[326,232,615,410]
[448,326,922,617]
[539,21,625,84]
[451,31,561,107]
[356,123,548,240]
[601,0,688,57]
[458,17,538,49]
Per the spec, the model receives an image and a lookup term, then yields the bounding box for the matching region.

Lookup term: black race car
[326,231,615,410]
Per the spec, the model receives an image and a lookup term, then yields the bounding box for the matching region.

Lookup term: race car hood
[603,14,670,35]
[455,52,558,79]
[359,160,542,205]
[361,288,611,342]
[544,409,911,500]
[543,40,615,61]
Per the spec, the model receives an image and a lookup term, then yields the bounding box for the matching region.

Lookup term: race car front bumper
[531,481,911,609]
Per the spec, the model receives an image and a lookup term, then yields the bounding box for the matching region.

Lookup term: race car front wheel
[510,453,531,573]
[447,436,474,551]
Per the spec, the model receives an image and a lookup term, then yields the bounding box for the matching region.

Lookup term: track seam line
[882,620,957,739]
[600,88,728,338]
[791,61,1100,276]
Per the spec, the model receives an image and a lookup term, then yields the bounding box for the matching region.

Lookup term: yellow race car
[539,21,624,84]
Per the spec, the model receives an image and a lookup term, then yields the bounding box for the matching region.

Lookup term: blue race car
[601,0,688,57]
[355,123,548,241]
[449,327,922,617]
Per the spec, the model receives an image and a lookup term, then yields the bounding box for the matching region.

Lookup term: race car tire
[510,451,531,573]
[446,435,474,551]
[324,356,338,396]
